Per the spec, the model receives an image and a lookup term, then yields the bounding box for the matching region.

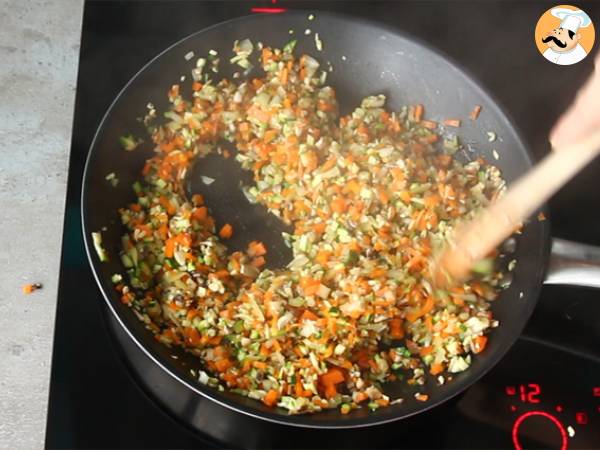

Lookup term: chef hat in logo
[551,7,592,33]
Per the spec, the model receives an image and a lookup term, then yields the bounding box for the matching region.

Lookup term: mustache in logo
[542,35,567,48]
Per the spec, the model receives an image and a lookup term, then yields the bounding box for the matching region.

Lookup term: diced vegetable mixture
[110,39,506,414]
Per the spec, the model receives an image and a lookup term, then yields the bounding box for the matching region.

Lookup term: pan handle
[544,238,600,288]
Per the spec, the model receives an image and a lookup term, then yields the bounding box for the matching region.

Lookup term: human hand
[550,52,600,149]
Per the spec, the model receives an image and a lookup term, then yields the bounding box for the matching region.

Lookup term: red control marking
[512,411,568,450]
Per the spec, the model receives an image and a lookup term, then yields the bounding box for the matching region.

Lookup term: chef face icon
[542,27,580,53]
[535,5,595,66]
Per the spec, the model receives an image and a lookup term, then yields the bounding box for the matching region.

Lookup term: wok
[82,11,600,429]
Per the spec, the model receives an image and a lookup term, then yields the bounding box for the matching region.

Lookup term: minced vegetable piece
[119,134,140,151]
[115,40,507,415]
[22,283,42,294]
[92,231,108,262]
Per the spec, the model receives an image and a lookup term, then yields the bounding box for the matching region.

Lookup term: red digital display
[512,411,568,450]
[251,0,287,14]
[506,384,541,403]
[593,387,600,397]
[575,411,588,425]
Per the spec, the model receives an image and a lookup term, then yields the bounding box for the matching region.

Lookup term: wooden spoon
[434,130,600,286]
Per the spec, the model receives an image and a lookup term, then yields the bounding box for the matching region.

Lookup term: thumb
[550,52,600,149]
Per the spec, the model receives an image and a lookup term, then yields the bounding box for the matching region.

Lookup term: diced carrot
[253,361,267,370]
[191,194,204,206]
[430,363,444,375]
[424,194,440,208]
[301,309,319,322]
[469,105,482,120]
[165,238,175,258]
[159,195,176,215]
[413,104,424,122]
[22,283,41,294]
[472,335,488,354]
[406,296,435,323]
[443,119,461,127]
[251,256,266,267]
[214,358,233,372]
[248,240,267,257]
[324,384,338,399]
[343,179,361,195]
[193,206,208,221]
[315,250,331,266]
[378,188,389,204]
[262,48,274,66]
[419,346,433,356]
[264,129,278,143]
[280,67,289,85]
[219,223,233,239]
[192,81,203,91]
[331,197,347,214]
[319,366,346,387]
[354,392,369,403]
[389,317,405,339]
[263,389,279,407]
[421,120,437,129]
[317,99,335,112]
[399,190,411,203]
[183,327,202,346]
[312,222,327,234]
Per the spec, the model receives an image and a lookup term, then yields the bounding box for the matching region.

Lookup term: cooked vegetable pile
[110,38,507,414]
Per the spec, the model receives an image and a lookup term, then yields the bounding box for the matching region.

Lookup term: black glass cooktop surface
[46,1,600,448]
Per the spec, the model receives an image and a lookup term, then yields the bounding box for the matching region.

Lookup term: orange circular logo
[534,5,595,65]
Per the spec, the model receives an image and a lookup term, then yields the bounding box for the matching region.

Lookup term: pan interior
[81,12,549,428]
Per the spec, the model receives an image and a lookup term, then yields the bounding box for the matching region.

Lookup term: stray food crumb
[111,274,123,283]
[487,131,497,142]
[437,375,445,385]
[119,134,141,151]
[341,55,347,61]
[469,105,482,120]
[415,393,429,402]
[180,75,186,82]
[308,13,315,20]
[492,149,499,160]
[519,291,524,299]
[22,283,42,294]
[508,259,517,272]
[208,49,218,56]
[184,51,195,61]
[537,212,546,221]
[443,119,461,127]
[568,426,575,437]
[304,28,312,35]
[314,33,323,51]
[390,398,404,405]
[288,29,294,34]
[105,172,118,187]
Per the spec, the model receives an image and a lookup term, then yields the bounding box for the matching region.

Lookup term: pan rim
[81,9,551,429]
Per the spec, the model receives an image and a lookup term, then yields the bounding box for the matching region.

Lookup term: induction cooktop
[46,1,600,449]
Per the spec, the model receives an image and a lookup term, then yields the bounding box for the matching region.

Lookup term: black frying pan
[82,11,597,429]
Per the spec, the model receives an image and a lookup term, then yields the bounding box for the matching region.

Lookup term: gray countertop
[0,0,83,447]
